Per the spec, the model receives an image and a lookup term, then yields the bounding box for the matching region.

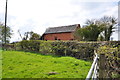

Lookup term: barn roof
[44,24,80,34]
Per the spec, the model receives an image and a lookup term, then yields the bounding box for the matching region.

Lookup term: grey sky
[0,0,119,42]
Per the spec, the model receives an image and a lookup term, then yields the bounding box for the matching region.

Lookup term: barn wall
[44,32,74,40]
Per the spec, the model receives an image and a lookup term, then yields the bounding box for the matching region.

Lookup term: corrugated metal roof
[44,24,80,34]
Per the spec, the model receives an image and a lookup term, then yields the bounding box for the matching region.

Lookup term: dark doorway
[55,37,57,40]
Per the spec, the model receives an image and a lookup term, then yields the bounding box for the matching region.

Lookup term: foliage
[51,41,97,60]
[20,40,40,52]
[39,41,53,54]
[75,16,117,41]
[2,51,91,78]
[16,40,98,60]
[99,16,117,41]
[0,22,12,43]
[97,42,120,78]
[6,41,120,62]
[18,31,40,40]
[30,33,40,40]
[75,24,104,41]
[2,44,15,50]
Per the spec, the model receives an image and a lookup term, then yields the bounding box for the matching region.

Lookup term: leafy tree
[78,16,117,41]
[23,31,33,40]
[75,24,104,41]
[99,16,117,41]
[29,33,40,40]
[18,30,40,40]
[0,22,12,43]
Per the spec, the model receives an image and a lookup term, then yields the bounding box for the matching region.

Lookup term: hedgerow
[9,40,100,60]
[4,40,120,62]
[97,44,120,78]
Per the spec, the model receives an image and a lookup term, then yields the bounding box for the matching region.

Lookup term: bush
[51,41,98,60]
[39,41,53,55]
[12,40,100,60]
[97,44,120,78]
[14,42,22,50]
[20,40,40,52]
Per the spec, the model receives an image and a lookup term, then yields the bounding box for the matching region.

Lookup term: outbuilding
[41,24,80,40]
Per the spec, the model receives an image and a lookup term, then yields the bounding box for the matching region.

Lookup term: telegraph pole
[4,0,8,44]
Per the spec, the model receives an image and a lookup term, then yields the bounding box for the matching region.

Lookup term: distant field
[2,51,91,78]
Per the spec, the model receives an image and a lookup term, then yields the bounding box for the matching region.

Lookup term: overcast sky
[0,0,119,42]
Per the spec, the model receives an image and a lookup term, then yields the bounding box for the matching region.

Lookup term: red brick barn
[41,24,80,40]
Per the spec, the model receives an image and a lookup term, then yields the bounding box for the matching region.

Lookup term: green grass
[2,51,91,78]
[0,50,2,78]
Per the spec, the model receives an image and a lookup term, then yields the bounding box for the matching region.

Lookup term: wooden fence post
[99,54,106,79]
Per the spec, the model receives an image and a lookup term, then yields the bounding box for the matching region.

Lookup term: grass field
[2,51,91,78]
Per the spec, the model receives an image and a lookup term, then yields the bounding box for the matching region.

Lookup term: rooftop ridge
[47,24,80,29]
[44,24,80,34]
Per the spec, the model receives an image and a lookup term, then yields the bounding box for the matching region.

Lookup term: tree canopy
[0,22,12,43]
[75,16,117,41]
[75,24,104,41]
[18,30,40,40]
[99,16,117,41]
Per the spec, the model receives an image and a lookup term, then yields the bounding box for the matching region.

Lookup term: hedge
[97,45,120,78]
[3,40,120,61]
[9,40,100,60]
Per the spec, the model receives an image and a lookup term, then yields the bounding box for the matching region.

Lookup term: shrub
[12,40,100,60]
[39,41,53,55]
[51,41,98,60]
[97,44,120,78]
[14,42,22,50]
[2,44,14,50]
[20,40,40,52]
